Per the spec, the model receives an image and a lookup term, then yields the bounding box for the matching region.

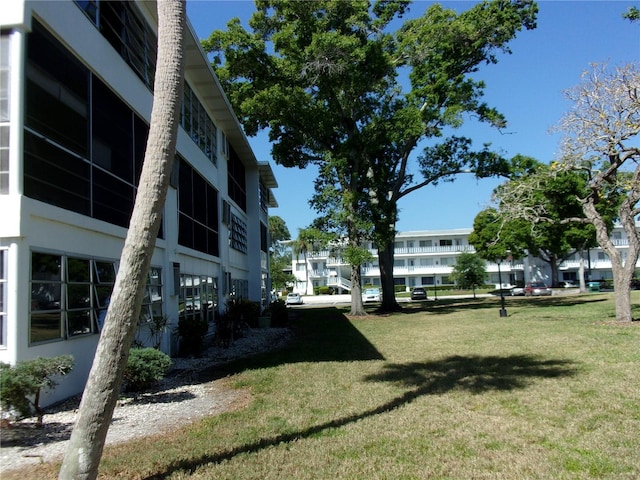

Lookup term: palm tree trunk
[59,2,185,478]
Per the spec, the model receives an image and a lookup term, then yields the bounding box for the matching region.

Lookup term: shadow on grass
[195,307,385,382]
[394,294,608,316]
[144,353,578,479]
[364,354,578,393]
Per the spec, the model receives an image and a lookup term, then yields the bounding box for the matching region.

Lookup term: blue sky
[186,0,640,237]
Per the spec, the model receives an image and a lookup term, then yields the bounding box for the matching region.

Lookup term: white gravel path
[0,327,292,474]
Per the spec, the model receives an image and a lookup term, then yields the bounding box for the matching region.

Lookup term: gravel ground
[0,327,292,474]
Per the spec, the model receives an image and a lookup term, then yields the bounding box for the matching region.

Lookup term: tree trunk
[583,198,638,322]
[304,252,313,295]
[378,241,401,312]
[349,262,365,315]
[578,247,587,293]
[59,2,185,478]
[550,256,559,288]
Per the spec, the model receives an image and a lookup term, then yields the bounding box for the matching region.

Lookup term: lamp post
[497,257,507,317]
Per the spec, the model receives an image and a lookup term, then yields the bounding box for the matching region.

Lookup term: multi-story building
[0,0,277,405]
[292,226,639,294]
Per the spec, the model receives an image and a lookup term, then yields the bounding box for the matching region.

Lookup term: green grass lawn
[18,292,640,479]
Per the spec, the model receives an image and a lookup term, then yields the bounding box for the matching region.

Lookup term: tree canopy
[204,0,537,314]
[450,252,487,297]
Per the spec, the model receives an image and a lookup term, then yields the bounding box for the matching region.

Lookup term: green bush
[317,286,333,295]
[269,299,289,327]
[227,299,260,328]
[0,355,74,425]
[123,348,172,392]
[176,313,209,357]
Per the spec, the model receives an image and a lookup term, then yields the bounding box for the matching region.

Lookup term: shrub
[0,355,74,426]
[227,299,260,328]
[317,286,333,295]
[269,299,289,327]
[176,314,209,357]
[215,299,255,348]
[123,348,172,392]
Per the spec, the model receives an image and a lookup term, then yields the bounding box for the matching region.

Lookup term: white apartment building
[292,226,639,294]
[0,0,277,405]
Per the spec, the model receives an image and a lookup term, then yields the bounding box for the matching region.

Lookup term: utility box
[588,282,600,292]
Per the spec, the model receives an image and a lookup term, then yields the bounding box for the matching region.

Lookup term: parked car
[362,287,382,303]
[410,287,427,301]
[524,282,552,296]
[560,280,578,288]
[286,292,303,305]
[510,286,525,296]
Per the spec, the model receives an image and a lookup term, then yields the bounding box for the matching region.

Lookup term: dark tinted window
[24,131,91,215]
[25,21,89,156]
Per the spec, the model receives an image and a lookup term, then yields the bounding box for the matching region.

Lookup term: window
[393,259,405,267]
[179,274,217,325]
[231,279,249,300]
[439,239,453,247]
[140,267,164,325]
[406,241,414,248]
[0,249,7,346]
[419,240,432,248]
[76,0,157,89]
[30,251,163,344]
[260,222,268,253]
[227,145,247,211]
[0,34,9,194]
[181,83,217,164]
[25,22,89,157]
[31,252,63,343]
[420,258,433,266]
[259,179,269,213]
[177,157,219,256]
[24,21,158,233]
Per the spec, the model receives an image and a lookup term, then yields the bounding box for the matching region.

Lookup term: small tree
[450,252,487,299]
[0,355,74,426]
[268,216,294,292]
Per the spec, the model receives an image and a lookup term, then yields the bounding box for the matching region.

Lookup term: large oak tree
[205,0,537,314]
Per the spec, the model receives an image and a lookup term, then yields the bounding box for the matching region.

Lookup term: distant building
[291,226,639,294]
[0,0,277,405]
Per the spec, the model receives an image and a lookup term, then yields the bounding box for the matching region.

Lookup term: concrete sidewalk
[287,292,495,307]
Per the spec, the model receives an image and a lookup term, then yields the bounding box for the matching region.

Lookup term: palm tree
[59,2,185,478]
[291,228,317,296]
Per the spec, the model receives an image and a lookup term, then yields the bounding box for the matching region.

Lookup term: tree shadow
[0,421,74,448]
[194,307,385,382]
[0,390,198,450]
[378,294,609,316]
[364,354,579,394]
[143,353,578,479]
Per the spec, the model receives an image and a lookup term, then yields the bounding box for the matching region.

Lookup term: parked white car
[286,292,303,305]
[362,288,382,303]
